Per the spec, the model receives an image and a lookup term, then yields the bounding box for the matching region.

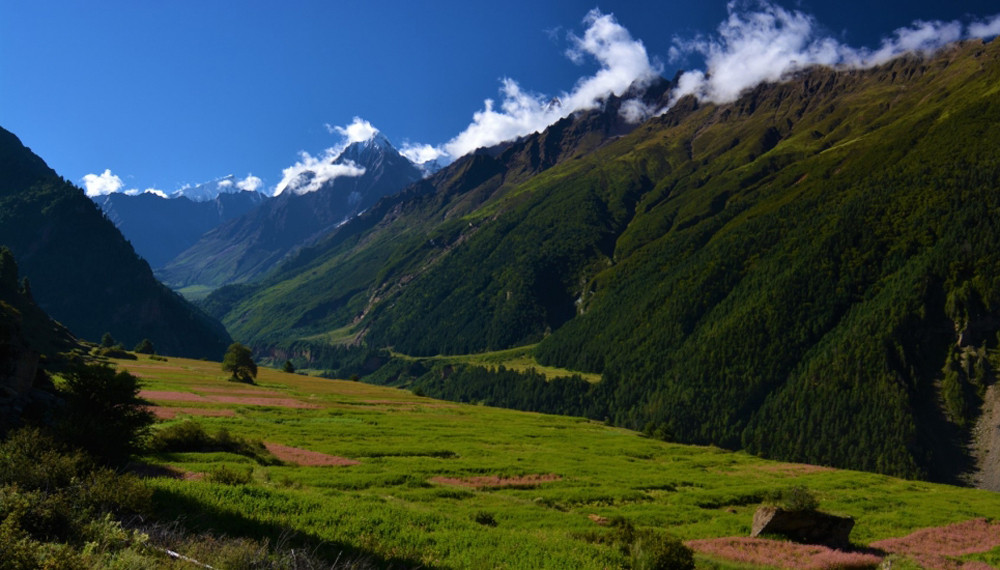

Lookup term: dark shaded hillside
[0,127,231,358]
[207,41,1000,481]
[97,189,265,268]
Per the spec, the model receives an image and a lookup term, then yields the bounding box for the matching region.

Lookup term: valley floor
[118,355,1000,568]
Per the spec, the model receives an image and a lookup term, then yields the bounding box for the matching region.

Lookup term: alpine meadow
[5,1,1000,568]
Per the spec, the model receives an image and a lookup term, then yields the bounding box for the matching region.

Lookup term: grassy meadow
[119,355,1000,568]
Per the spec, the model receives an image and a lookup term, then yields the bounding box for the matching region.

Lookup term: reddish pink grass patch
[263,442,360,466]
[870,518,1000,570]
[140,390,319,409]
[430,473,561,489]
[686,537,881,569]
[140,390,210,403]
[146,407,236,420]
[190,386,281,395]
[209,396,320,408]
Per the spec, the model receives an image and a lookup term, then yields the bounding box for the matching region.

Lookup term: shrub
[472,511,498,527]
[57,363,154,466]
[0,428,86,490]
[133,339,154,354]
[764,486,820,512]
[206,465,253,485]
[148,420,280,465]
[631,532,695,570]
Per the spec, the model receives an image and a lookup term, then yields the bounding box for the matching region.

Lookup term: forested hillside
[0,127,231,358]
[206,40,1000,481]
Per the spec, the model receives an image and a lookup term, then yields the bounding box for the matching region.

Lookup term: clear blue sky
[3,0,998,194]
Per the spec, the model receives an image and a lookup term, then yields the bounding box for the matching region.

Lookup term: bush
[764,486,820,512]
[57,363,154,466]
[206,465,253,485]
[148,420,279,465]
[472,511,498,527]
[133,339,154,354]
[606,517,695,570]
[630,532,695,570]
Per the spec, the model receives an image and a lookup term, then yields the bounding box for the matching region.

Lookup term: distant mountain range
[0,126,231,358]
[201,39,1000,483]
[96,189,266,268]
[156,133,423,292]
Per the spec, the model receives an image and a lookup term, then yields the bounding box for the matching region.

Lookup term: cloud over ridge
[669,0,1000,106]
[430,9,659,160]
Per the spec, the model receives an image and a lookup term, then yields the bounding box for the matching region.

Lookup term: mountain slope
[205,40,1000,481]
[203,81,673,349]
[157,135,423,291]
[97,189,266,268]
[0,127,231,358]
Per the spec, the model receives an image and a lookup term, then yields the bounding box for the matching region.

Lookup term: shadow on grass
[151,487,430,569]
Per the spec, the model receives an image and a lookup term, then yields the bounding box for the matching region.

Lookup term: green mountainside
[205,40,1000,481]
[0,127,231,358]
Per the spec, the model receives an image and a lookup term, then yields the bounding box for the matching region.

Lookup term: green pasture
[121,355,1000,568]
[392,344,603,383]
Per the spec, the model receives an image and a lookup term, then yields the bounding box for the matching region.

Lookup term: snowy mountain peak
[172,174,265,202]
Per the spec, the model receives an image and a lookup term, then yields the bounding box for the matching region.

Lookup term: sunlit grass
[119,355,1000,568]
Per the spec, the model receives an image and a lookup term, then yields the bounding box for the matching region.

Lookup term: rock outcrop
[751,506,854,548]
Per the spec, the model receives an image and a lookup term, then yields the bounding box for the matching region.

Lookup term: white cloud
[273,150,366,196]
[329,117,379,144]
[619,99,655,124]
[400,142,445,165]
[968,14,1000,39]
[217,178,234,188]
[143,188,168,198]
[668,1,988,107]
[670,1,854,104]
[866,20,962,65]
[81,169,124,197]
[441,9,659,159]
[236,174,263,192]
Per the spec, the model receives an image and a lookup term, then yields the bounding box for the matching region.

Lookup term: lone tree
[133,338,155,354]
[100,332,116,348]
[282,360,295,373]
[222,342,257,383]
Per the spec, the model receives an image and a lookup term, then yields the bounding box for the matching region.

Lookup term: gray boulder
[751,506,854,548]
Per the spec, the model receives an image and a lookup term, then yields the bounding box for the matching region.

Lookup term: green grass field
[119,355,1000,568]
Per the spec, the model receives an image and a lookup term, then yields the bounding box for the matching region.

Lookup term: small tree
[0,246,17,290]
[57,363,154,466]
[222,342,257,383]
[100,332,116,348]
[282,360,295,373]
[133,338,155,354]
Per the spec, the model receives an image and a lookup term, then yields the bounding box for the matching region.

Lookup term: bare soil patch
[430,473,561,489]
[263,442,360,466]
[686,537,881,569]
[146,407,236,420]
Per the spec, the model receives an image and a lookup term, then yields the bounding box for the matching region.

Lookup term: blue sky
[3,0,999,196]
